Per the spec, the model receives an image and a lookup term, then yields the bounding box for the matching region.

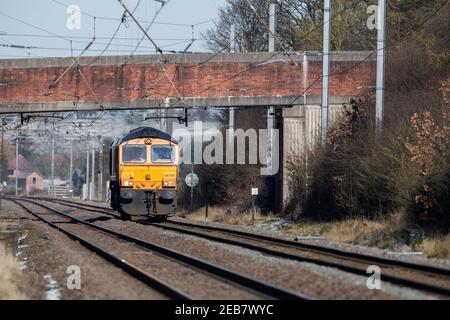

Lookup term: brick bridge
[0,52,375,208]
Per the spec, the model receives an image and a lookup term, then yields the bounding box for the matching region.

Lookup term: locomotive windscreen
[123,145,147,163]
[151,145,174,163]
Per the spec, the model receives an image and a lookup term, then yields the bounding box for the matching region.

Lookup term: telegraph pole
[15,134,18,196]
[190,162,194,206]
[266,3,276,174]
[51,135,55,197]
[0,121,3,205]
[0,121,3,187]
[69,143,73,192]
[229,23,236,143]
[268,3,276,53]
[321,0,331,146]
[163,97,169,133]
[86,144,89,200]
[91,142,95,200]
[98,141,103,201]
[376,0,386,135]
[230,23,236,53]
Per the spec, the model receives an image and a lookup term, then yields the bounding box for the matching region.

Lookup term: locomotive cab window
[151,145,174,163]
[122,144,147,163]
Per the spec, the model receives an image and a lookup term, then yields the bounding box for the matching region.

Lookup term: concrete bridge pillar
[281,104,345,208]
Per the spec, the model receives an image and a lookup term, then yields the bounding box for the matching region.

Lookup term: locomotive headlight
[163,181,174,187]
[124,181,133,187]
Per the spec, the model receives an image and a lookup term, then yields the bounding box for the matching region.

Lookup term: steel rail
[152,221,450,297]
[163,221,450,276]
[10,199,192,300]
[20,196,450,298]
[11,197,311,300]
[31,196,450,278]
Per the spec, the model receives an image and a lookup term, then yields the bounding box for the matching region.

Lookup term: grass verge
[0,256,25,300]
[0,222,26,300]
[281,213,449,259]
[181,206,276,225]
[183,209,450,260]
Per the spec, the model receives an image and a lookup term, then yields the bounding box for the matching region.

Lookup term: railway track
[16,196,450,299]
[10,199,190,300]
[6,198,311,300]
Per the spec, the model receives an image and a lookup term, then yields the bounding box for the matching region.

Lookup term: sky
[0,0,226,59]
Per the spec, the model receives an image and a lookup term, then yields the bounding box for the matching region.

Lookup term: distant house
[25,171,45,194]
[7,155,45,195]
[7,170,45,195]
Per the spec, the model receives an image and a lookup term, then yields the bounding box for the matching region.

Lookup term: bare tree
[203,0,378,52]
[203,0,304,52]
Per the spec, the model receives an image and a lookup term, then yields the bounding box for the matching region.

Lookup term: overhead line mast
[117,0,167,61]
[375,0,386,136]
[267,3,276,175]
[321,0,331,147]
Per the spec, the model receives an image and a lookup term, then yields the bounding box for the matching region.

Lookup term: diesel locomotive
[109,127,179,220]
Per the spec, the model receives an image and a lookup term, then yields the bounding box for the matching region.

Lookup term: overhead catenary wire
[184,0,448,109]
[0,10,72,43]
[4,0,446,132]
[180,0,365,73]
[3,0,370,115]
[0,33,206,55]
[0,37,42,58]
[285,0,449,107]
[6,0,445,117]
[129,0,171,56]
[0,3,155,128]
[50,0,210,28]
[49,15,97,89]
[85,1,141,66]
[121,0,449,116]
[0,4,214,61]
[117,0,185,104]
[0,41,193,54]
[116,0,190,129]
[0,4,208,60]
[1,33,208,42]
[44,0,146,125]
[117,0,167,59]
[243,0,297,65]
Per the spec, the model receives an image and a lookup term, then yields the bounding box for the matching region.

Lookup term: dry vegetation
[0,255,25,300]
[283,80,449,258]
[181,206,275,225]
[283,2,449,255]
[180,1,450,259]
[182,208,450,259]
[178,107,268,212]
[0,223,26,300]
[419,236,450,259]
[279,214,450,259]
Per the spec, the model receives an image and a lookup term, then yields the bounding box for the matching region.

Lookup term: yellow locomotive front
[109,127,179,220]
